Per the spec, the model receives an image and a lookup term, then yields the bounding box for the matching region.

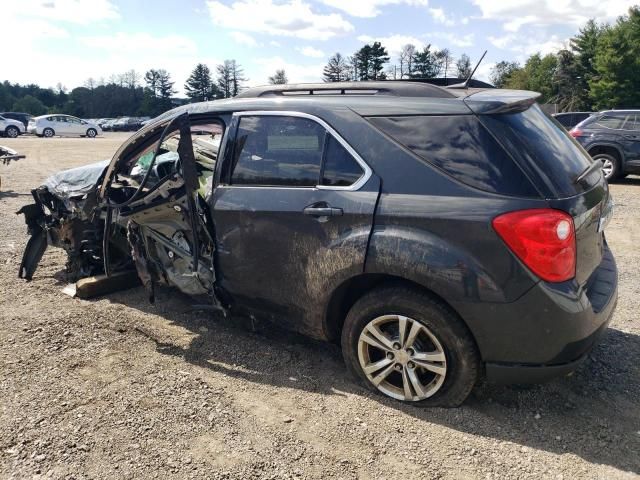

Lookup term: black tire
[341,285,480,407]
[592,152,620,181]
[43,128,55,138]
[86,128,97,138]
[5,126,19,138]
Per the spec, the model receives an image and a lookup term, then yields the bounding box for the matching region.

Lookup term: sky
[4,0,638,95]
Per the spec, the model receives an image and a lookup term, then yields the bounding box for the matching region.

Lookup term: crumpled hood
[44,159,110,199]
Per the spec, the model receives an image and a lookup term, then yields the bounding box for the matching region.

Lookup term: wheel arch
[587,143,625,164]
[323,273,477,347]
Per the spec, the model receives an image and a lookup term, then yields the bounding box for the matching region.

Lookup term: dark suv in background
[552,111,593,130]
[1,112,33,129]
[17,82,617,407]
[570,109,640,180]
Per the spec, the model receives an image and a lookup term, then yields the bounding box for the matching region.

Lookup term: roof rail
[236,81,456,99]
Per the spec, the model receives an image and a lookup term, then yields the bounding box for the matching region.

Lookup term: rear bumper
[456,245,618,383]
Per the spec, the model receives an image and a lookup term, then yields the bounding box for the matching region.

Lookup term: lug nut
[386,352,395,360]
[394,364,403,371]
[407,348,415,356]
[393,342,401,350]
[407,362,415,369]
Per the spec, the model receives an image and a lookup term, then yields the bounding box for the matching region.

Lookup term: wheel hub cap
[357,314,447,401]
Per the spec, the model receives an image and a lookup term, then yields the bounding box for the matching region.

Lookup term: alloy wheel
[6,127,19,138]
[357,314,447,401]
[600,158,614,179]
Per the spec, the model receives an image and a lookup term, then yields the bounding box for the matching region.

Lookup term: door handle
[303,206,343,217]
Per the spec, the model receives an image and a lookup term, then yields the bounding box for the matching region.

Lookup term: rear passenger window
[231,115,323,186]
[367,115,537,197]
[230,115,364,188]
[322,136,364,187]
[596,115,625,129]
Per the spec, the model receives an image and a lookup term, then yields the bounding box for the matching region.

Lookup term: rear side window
[230,115,364,188]
[481,104,594,197]
[231,115,324,186]
[596,114,625,129]
[367,114,538,197]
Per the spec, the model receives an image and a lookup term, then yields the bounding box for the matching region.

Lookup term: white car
[27,115,102,138]
[0,115,26,138]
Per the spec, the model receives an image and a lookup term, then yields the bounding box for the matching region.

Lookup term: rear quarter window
[367,114,538,197]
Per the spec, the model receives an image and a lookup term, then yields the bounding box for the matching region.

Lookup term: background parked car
[552,111,594,129]
[27,115,102,138]
[0,112,33,130]
[570,109,640,180]
[110,117,148,132]
[0,115,26,138]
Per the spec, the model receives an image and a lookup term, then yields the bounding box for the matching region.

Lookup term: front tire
[86,128,97,138]
[5,126,19,138]
[593,153,620,181]
[43,128,55,138]
[341,286,479,407]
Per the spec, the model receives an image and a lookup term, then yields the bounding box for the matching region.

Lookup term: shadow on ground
[99,284,640,474]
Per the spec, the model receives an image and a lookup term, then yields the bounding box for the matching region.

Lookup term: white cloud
[297,46,326,58]
[230,31,259,47]
[430,32,475,48]
[472,0,636,31]
[207,0,353,40]
[319,0,429,18]
[488,33,567,55]
[82,32,197,53]
[429,7,455,26]
[4,0,119,24]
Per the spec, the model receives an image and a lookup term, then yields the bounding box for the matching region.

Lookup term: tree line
[322,43,469,82]
[2,6,637,117]
[489,6,640,110]
[0,59,250,118]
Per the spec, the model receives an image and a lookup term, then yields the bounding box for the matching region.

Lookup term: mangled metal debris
[1,145,26,190]
[17,113,223,309]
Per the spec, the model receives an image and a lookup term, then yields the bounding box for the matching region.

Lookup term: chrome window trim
[225,110,373,191]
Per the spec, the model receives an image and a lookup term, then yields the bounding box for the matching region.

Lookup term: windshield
[481,104,597,197]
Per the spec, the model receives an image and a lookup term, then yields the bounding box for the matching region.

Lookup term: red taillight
[492,209,576,283]
[569,128,583,138]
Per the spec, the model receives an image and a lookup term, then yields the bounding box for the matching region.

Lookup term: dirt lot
[1,133,639,480]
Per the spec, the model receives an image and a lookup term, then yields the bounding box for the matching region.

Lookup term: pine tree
[411,45,440,78]
[230,60,247,96]
[268,69,288,84]
[216,61,233,98]
[352,42,389,80]
[323,53,350,82]
[185,63,214,102]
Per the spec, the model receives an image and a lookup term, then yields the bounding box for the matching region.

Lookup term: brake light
[569,128,583,138]
[492,209,576,282]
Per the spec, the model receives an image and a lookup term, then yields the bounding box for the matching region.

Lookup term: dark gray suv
[17,82,618,406]
[570,109,640,180]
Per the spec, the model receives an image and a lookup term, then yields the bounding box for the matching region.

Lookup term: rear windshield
[481,104,595,197]
[367,114,538,197]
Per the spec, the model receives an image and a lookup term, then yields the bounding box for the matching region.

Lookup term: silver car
[0,115,26,138]
[27,115,102,138]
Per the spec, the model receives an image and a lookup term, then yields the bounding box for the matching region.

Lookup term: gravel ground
[1,134,639,480]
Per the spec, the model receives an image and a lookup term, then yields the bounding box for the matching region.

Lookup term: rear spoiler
[462,89,541,115]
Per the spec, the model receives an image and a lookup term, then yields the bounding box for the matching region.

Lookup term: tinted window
[322,136,364,187]
[368,114,537,196]
[554,114,573,128]
[481,104,594,197]
[596,114,625,129]
[231,116,324,186]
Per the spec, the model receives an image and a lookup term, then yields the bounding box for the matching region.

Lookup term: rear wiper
[574,159,602,185]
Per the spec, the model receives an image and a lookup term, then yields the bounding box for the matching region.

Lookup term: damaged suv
[17,82,617,406]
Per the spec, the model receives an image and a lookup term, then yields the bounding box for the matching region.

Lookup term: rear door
[620,113,640,161]
[210,111,380,337]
